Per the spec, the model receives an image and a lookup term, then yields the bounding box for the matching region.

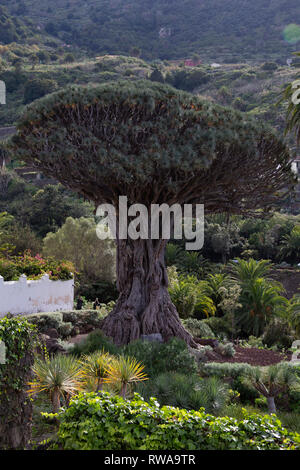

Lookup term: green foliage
[236,277,288,337]
[168,267,216,320]
[280,226,300,262]
[0,181,93,239]
[27,310,109,339]
[230,258,273,282]
[23,78,58,104]
[121,338,198,378]
[28,354,83,413]
[9,80,293,222]
[137,372,229,414]
[73,331,197,379]
[217,342,236,358]
[203,316,233,338]
[263,319,295,350]
[230,258,288,337]
[1,1,298,62]
[53,391,300,450]
[182,318,215,338]
[43,216,116,287]
[0,316,37,449]
[242,364,300,413]
[72,330,119,357]
[0,315,37,392]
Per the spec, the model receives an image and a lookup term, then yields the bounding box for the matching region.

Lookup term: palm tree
[201,273,233,316]
[80,351,113,392]
[103,356,148,398]
[230,258,273,283]
[279,226,300,262]
[237,278,288,336]
[242,364,299,414]
[28,354,83,413]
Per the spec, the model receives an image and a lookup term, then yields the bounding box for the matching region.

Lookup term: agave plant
[103,356,148,398]
[80,351,113,392]
[242,364,300,414]
[28,354,83,413]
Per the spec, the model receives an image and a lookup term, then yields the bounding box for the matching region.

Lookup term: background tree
[9,81,294,346]
[23,78,58,104]
[43,216,116,286]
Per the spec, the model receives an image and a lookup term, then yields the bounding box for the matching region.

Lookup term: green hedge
[52,392,300,450]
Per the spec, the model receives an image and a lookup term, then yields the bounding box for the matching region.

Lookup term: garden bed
[203,344,292,366]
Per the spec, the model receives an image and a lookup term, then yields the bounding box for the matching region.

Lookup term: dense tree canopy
[9,81,295,346]
[10,80,294,214]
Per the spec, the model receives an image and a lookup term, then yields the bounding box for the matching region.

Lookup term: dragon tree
[9,81,294,346]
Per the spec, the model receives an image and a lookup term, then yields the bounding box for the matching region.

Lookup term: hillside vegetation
[1,0,300,62]
[0,54,298,141]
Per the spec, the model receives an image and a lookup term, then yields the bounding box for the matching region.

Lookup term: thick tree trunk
[102,237,197,347]
[267,396,277,415]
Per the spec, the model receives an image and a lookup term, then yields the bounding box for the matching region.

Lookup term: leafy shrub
[72,329,119,356]
[168,267,216,319]
[73,334,197,378]
[263,319,295,349]
[200,362,259,402]
[53,392,300,450]
[121,338,198,378]
[182,318,215,338]
[217,342,236,357]
[27,309,108,339]
[27,312,64,333]
[23,78,58,104]
[203,316,232,338]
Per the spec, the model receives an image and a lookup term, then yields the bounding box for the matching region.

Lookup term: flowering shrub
[0,251,74,281]
[51,392,300,450]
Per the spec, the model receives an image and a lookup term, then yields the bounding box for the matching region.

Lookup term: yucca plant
[80,351,113,392]
[242,364,300,414]
[28,354,83,413]
[103,356,148,398]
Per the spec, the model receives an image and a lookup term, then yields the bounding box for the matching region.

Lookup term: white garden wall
[0,274,74,317]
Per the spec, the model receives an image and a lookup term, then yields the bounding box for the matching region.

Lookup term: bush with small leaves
[183,318,215,338]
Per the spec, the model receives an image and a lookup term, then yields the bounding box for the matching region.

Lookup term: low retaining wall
[0,274,74,317]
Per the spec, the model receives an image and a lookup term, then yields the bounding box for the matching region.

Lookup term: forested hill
[1,0,300,62]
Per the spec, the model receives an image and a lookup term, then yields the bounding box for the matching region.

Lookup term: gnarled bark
[102,237,196,347]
